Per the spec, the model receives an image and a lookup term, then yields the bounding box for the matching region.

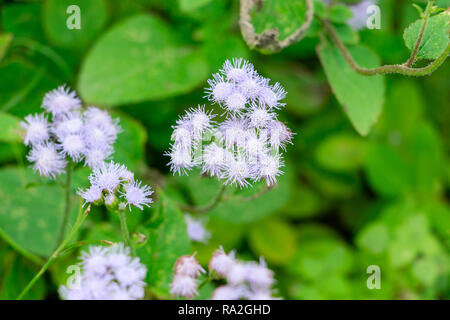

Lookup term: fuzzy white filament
[167,58,293,188]
[120,180,154,210]
[27,142,67,178]
[42,85,82,118]
[21,114,50,146]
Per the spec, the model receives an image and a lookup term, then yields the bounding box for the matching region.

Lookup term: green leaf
[0,167,66,258]
[317,43,385,136]
[0,255,46,299]
[1,2,46,42]
[288,236,353,280]
[315,133,367,172]
[282,184,325,219]
[412,256,441,286]
[313,0,326,19]
[178,0,213,12]
[365,143,413,197]
[0,112,22,143]
[329,5,354,24]
[136,191,190,298]
[0,60,59,117]
[356,222,390,255]
[251,0,307,41]
[42,0,108,49]
[249,218,297,265]
[403,13,450,61]
[112,111,147,173]
[78,15,209,107]
[333,24,359,45]
[0,33,13,61]
[406,123,444,195]
[388,214,429,267]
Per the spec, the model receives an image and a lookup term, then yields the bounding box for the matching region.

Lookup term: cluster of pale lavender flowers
[185,214,211,243]
[170,254,206,299]
[320,0,378,30]
[59,243,147,300]
[20,86,153,211]
[78,161,153,211]
[209,247,277,300]
[21,86,120,178]
[166,58,293,188]
[170,247,277,300]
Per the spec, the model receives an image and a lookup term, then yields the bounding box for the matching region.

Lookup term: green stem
[198,276,211,290]
[56,161,73,247]
[405,0,434,67]
[118,209,135,256]
[321,19,450,77]
[17,205,89,300]
[238,184,274,202]
[179,184,227,214]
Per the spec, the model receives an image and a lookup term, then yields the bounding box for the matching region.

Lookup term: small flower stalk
[59,243,147,300]
[170,254,205,299]
[166,58,293,189]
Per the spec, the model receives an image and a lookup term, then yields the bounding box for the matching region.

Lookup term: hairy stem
[405,0,434,67]
[118,209,135,256]
[240,0,314,52]
[56,161,73,247]
[321,19,450,77]
[179,183,275,213]
[239,184,274,202]
[179,185,227,214]
[17,205,90,300]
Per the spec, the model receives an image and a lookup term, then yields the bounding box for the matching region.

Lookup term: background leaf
[136,191,190,298]
[42,0,109,49]
[78,15,209,106]
[0,167,67,258]
[317,42,385,136]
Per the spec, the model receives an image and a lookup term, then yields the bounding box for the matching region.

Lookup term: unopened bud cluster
[78,161,153,211]
[170,254,205,299]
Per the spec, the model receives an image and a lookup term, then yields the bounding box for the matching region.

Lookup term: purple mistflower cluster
[170,254,205,299]
[78,161,153,211]
[348,0,378,30]
[209,247,278,300]
[170,247,279,300]
[320,0,378,30]
[59,243,147,300]
[166,58,293,188]
[21,86,121,178]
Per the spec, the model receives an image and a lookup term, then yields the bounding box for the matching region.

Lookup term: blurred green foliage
[0,0,449,300]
